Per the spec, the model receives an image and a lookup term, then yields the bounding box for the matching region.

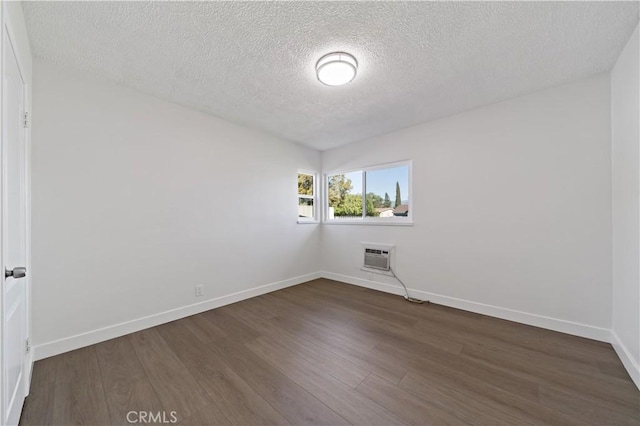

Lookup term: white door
[1,22,28,426]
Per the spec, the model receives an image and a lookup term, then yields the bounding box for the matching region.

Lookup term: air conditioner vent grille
[364,247,391,271]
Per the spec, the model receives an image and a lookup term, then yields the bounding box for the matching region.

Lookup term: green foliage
[395,181,402,208]
[366,196,379,217]
[366,193,384,209]
[383,192,391,208]
[334,194,362,216]
[327,174,353,207]
[297,173,314,195]
[333,193,380,217]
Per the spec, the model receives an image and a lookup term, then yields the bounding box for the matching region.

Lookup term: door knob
[5,267,26,279]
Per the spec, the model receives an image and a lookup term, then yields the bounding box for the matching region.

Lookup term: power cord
[389,266,426,304]
[361,266,427,304]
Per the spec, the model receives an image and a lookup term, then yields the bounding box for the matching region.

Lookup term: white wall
[611,23,640,388]
[31,60,321,358]
[322,74,613,340]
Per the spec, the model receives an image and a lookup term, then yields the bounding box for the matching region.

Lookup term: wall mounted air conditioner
[364,247,391,271]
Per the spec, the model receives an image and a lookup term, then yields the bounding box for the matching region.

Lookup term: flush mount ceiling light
[316,52,358,86]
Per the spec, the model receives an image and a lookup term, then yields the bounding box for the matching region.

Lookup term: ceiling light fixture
[316,52,358,86]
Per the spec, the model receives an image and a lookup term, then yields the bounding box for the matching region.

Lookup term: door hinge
[25,338,31,354]
[23,111,29,128]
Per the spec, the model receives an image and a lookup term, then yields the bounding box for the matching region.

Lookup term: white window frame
[323,160,413,226]
[297,170,319,223]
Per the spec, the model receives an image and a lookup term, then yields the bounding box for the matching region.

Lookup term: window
[325,161,411,224]
[327,171,363,220]
[297,171,317,222]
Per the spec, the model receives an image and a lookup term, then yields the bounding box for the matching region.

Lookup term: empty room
[0,1,638,425]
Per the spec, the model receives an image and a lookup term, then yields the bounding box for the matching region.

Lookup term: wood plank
[412,317,604,378]
[104,378,165,426]
[308,279,481,329]
[414,308,618,371]
[209,338,350,425]
[400,368,582,426]
[224,297,370,388]
[19,357,59,426]
[247,336,406,425]
[283,284,464,356]
[222,298,281,336]
[200,307,260,344]
[181,314,227,344]
[52,347,111,426]
[268,314,408,384]
[129,328,211,419]
[156,320,290,426]
[95,336,147,394]
[598,359,635,381]
[268,290,382,351]
[399,371,529,426]
[178,403,232,426]
[238,296,280,320]
[356,373,464,425]
[461,341,640,414]
[373,341,540,401]
[291,283,419,328]
[535,326,621,364]
[539,383,640,425]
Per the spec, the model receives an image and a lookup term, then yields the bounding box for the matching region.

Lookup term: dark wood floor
[20,279,640,425]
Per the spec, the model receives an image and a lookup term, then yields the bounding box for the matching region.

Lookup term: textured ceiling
[23,1,639,150]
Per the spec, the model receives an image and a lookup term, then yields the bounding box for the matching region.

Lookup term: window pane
[365,165,409,218]
[328,171,363,220]
[298,173,314,196]
[298,197,314,219]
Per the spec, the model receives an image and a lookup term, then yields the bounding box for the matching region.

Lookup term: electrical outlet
[195,284,204,297]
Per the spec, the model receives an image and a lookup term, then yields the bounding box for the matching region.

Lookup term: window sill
[323,220,414,226]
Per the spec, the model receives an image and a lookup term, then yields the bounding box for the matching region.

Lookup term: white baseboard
[320,271,611,343]
[33,272,321,361]
[611,330,640,389]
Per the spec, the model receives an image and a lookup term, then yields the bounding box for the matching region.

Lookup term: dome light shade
[316,52,358,86]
